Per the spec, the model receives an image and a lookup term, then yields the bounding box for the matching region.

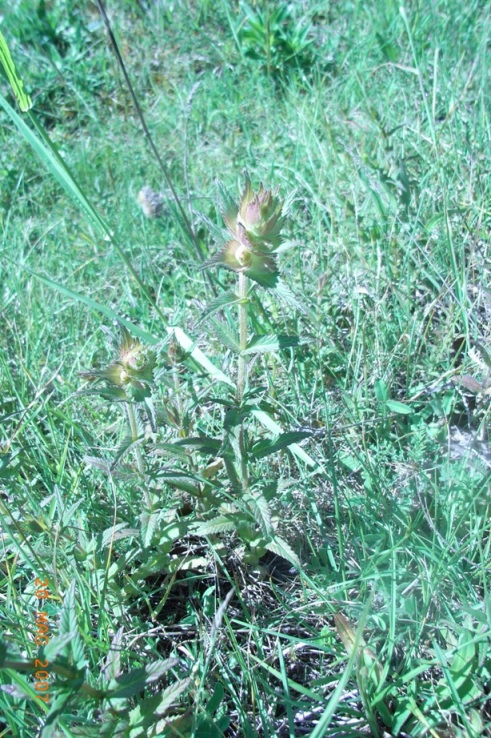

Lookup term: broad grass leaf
[17,266,159,345]
[251,431,311,459]
[250,409,318,468]
[386,400,412,414]
[310,605,372,738]
[174,436,222,454]
[0,31,32,111]
[166,556,209,573]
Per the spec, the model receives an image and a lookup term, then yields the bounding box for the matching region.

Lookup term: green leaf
[128,678,191,731]
[244,493,272,536]
[244,256,280,288]
[194,209,229,244]
[102,628,124,684]
[209,320,241,353]
[166,556,209,573]
[41,690,74,737]
[153,677,192,717]
[195,290,241,326]
[0,451,17,480]
[251,409,318,469]
[42,634,77,663]
[242,334,299,356]
[112,434,146,470]
[265,537,300,568]
[374,378,389,402]
[215,178,238,229]
[174,436,222,454]
[251,431,311,459]
[386,400,412,414]
[473,342,491,370]
[309,603,372,737]
[0,31,32,111]
[171,327,234,387]
[272,280,306,312]
[155,470,202,495]
[0,639,32,671]
[375,32,399,62]
[106,659,178,699]
[59,582,86,670]
[157,521,189,550]
[141,511,161,549]
[192,517,238,535]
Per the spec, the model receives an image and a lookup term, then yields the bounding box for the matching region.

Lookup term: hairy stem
[237,272,248,403]
[126,402,148,475]
[173,365,184,435]
[237,272,249,491]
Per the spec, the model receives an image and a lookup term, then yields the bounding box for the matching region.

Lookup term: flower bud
[237,179,285,248]
[79,326,155,402]
[204,175,288,288]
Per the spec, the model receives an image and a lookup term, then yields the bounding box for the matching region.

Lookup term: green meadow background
[0,0,490,736]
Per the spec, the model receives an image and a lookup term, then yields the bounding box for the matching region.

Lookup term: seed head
[138,186,164,219]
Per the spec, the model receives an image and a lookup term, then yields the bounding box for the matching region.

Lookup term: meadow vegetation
[0,0,490,736]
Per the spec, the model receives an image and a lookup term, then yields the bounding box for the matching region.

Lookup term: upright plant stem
[237,272,249,491]
[237,272,249,404]
[126,403,144,474]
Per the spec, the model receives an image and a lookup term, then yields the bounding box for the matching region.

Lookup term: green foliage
[1,0,491,735]
[235,1,313,78]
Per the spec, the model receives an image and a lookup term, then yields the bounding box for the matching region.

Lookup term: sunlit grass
[1,0,490,736]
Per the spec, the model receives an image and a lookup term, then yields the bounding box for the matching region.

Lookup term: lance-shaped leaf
[242,334,299,356]
[335,613,382,685]
[106,659,179,699]
[0,31,32,111]
[250,431,311,459]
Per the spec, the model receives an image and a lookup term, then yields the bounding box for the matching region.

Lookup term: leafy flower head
[206,175,287,288]
[80,325,155,402]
